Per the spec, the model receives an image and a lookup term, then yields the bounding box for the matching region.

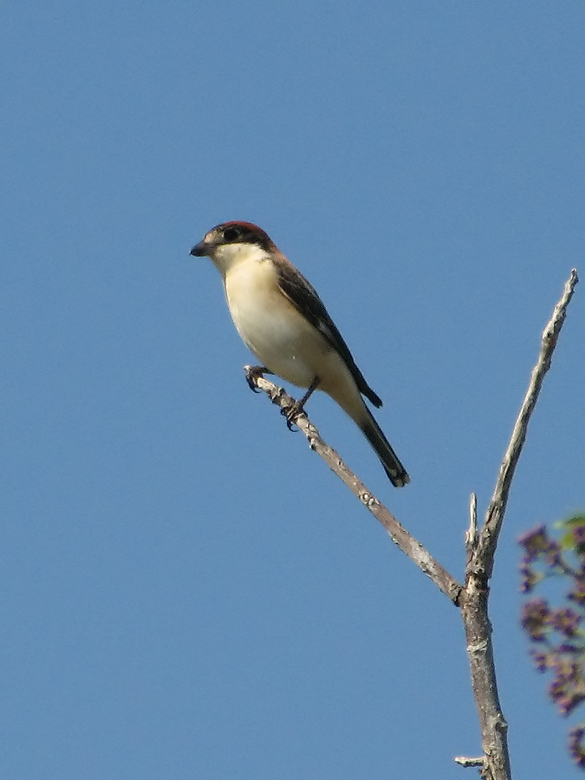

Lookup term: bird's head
[190,221,276,275]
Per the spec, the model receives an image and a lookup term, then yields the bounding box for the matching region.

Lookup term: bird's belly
[225,275,329,388]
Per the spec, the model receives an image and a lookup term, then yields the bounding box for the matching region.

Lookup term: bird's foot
[244,365,271,393]
[280,377,320,431]
[281,400,304,431]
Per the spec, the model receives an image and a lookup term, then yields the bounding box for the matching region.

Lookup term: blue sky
[1,1,584,778]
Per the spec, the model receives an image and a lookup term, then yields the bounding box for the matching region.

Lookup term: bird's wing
[272,256,382,408]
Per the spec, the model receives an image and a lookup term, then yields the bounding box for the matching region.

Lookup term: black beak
[190,241,207,257]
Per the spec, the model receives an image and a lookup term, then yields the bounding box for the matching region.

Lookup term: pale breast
[224,259,331,388]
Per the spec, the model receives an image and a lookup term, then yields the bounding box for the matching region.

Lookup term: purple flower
[521,598,551,641]
[519,526,551,562]
[551,607,582,637]
[569,726,585,769]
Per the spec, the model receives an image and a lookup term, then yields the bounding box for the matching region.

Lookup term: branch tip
[472,269,579,579]
[454,756,485,768]
[466,493,478,549]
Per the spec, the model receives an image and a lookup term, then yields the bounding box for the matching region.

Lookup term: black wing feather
[274,258,382,408]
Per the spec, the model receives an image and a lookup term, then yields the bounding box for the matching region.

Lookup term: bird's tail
[361,408,410,488]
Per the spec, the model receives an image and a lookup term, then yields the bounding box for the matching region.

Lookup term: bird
[190,221,409,487]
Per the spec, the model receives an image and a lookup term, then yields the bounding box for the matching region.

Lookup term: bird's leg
[282,376,320,431]
[244,365,272,393]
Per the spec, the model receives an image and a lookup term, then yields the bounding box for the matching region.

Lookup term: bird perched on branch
[190,221,409,487]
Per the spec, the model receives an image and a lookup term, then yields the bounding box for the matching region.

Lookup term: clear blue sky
[1,1,584,778]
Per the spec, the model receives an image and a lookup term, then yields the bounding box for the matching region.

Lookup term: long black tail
[361,409,410,487]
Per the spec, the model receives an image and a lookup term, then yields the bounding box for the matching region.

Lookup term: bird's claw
[247,378,262,393]
[244,365,268,393]
[281,401,303,431]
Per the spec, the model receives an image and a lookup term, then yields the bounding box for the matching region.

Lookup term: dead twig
[460,269,578,780]
[244,366,463,604]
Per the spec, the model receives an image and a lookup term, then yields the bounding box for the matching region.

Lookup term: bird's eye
[223,227,240,242]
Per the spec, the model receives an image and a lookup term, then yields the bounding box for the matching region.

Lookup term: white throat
[209,242,268,278]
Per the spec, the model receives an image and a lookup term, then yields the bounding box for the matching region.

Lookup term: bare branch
[472,269,579,579]
[244,367,463,604]
[460,577,511,780]
[455,756,485,768]
[460,269,579,780]
[465,493,478,568]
